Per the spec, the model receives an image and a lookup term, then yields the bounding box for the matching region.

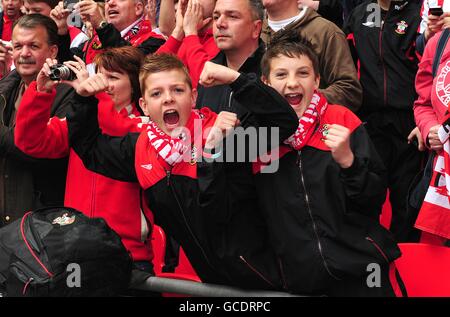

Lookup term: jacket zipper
[165,169,214,269]
[22,277,34,295]
[228,91,233,109]
[297,152,341,280]
[239,255,276,288]
[90,174,97,217]
[379,10,389,107]
[366,236,389,263]
[278,258,288,290]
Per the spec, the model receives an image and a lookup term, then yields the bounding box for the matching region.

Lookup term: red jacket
[414,30,450,238]
[14,82,153,262]
[68,26,89,49]
[157,29,219,88]
[414,30,450,144]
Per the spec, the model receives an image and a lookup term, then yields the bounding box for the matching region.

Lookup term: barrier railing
[133,276,300,297]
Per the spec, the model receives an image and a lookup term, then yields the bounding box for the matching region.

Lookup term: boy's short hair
[261,30,320,79]
[139,54,193,95]
[24,0,59,9]
[94,46,144,106]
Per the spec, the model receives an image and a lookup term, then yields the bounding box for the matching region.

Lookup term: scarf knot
[145,110,204,167]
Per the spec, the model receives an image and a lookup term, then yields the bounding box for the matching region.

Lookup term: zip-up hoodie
[14,82,153,262]
[262,7,362,112]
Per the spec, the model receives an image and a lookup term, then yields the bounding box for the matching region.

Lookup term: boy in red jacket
[65,53,298,290]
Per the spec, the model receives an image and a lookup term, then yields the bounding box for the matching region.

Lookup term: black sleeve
[136,36,167,55]
[0,125,41,162]
[57,34,73,63]
[67,93,139,182]
[96,23,166,54]
[96,23,130,48]
[197,74,298,221]
[343,7,359,68]
[318,0,344,28]
[340,125,387,219]
[416,33,426,56]
[230,73,298,150]
[197,156,230,223]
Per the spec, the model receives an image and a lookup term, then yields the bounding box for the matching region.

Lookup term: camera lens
[49,64,74,81]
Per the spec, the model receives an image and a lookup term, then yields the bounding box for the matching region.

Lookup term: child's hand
[323,124,354,169]
[205,111,239,149]
[199,62,240,87]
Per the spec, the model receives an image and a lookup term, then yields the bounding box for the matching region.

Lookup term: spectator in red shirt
[1,0,23,41]
[0,0,23,77]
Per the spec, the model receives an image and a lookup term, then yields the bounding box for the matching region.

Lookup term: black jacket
[254,104,400,294]
[344,0,421,118]
[317,0,344,28]
[67,74,298,290]
[0,71,72,226]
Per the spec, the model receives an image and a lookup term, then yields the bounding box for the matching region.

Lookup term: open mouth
[285,93,303,106]
[108,10,119,18]
[163,109,180,127]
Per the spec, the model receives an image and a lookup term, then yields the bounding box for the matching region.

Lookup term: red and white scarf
[84,19,164,74]
[253,92,328,174]
[284,92,328,150]
[145,110,204,167]
[416,118,450,240]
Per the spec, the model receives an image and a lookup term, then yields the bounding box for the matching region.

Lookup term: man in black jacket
[344,0,424,242]
[194,0,293,289]
[0,14,72,227]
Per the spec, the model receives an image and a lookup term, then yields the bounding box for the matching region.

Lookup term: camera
[49,64,75,81]
[63,0,79,10]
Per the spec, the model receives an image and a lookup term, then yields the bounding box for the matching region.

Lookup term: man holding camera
[0,14,73,227]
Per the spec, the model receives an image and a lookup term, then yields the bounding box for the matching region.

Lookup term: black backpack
[0,207,132,297]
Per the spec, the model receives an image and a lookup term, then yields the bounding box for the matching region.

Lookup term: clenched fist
[199,62,240,87]
[205,111,239,149]
[322,124,354,169]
